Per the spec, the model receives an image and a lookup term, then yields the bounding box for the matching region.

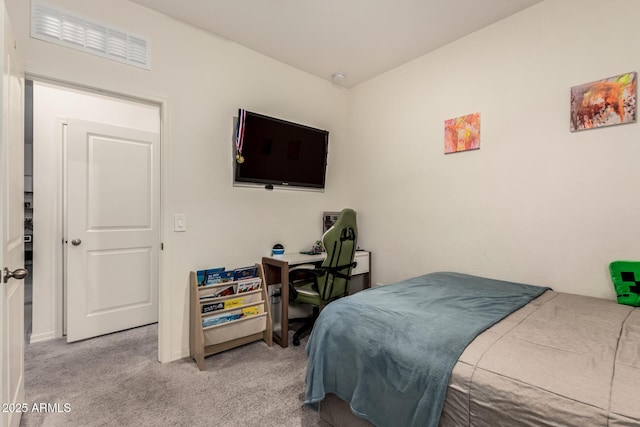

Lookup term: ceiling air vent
[31,1,151,70]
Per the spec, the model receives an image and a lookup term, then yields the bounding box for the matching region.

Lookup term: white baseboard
[29,331,57,344]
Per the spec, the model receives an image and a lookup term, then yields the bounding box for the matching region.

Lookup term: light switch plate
[174,214,187,232]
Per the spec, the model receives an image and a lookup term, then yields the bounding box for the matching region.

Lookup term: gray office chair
[288,208,358,346]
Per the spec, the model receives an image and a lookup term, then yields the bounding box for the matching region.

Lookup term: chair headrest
[322,208,357,252]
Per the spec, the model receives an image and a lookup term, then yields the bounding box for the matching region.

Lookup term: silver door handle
[71,239,82,246]
[3,267,28,283]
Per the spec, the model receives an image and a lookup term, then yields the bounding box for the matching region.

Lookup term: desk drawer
[352,252,370,275]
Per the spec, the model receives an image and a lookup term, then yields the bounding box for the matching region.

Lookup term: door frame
[26,74,172,363]
[1,3,25,424]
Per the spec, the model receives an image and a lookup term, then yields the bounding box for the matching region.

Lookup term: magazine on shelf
[224,297,245,309]
[213,285,236,298]
[205,270,234,286]
[237,278,261,293]
[196,267,225,286]
[233,265,258,281]
[242,305,261,316]
[202,312,242,328]
[201,301,224,314]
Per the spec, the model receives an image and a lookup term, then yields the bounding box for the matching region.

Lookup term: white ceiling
[129,0,543,88]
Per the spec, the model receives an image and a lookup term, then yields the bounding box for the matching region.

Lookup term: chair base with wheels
[289,306,319,346]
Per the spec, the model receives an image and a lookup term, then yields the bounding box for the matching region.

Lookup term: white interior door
[65,119,159,343]
[0,3,25,427]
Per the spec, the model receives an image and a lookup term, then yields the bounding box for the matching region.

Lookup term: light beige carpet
[20,324,328,427]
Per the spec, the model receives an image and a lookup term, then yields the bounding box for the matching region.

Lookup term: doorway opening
[26,79,162,354]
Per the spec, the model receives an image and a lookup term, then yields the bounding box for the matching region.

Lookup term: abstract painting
[570,72,636,132]
[444,112,480,154]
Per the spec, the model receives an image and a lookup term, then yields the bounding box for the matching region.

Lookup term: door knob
[71,239,82,246]
[3,267,28,283]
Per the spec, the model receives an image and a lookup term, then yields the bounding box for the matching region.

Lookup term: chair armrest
[289,263,321,273]
[289,264,324,302]
[289,264,325,281]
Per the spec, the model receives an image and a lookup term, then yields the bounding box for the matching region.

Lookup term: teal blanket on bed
[304,272,550,427]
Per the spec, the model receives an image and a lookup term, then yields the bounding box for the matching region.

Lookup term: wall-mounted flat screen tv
[234,109,329,190]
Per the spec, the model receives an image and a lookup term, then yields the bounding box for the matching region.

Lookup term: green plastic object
[609,261,640,307]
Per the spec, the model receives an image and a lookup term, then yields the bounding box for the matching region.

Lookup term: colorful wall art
[444,112,480,154]
[570,72,637,132]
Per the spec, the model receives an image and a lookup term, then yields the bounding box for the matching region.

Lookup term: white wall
[30,82,160,342]
[7,0,351,360]
[350,0,640,299]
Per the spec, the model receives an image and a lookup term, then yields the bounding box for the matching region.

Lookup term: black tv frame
[233,110,329,191]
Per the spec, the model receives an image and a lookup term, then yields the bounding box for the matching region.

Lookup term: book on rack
[224,297,245,309]
[196,267,225,287]
[213,285,235,298]
[202,312,242,328]
[242,305,261,316]
[201,301,225,314]
[233,265,258,281]
[237,278,261,293]
[205,270,234,286]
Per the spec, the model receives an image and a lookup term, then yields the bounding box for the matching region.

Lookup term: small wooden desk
[262,251,371,348]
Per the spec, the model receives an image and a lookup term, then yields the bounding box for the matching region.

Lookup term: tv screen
[234,110,329,190]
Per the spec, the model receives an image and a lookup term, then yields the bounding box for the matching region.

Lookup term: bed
[304,272,640,427]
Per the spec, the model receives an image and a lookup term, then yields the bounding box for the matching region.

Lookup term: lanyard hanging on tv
[235,108,246,164]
